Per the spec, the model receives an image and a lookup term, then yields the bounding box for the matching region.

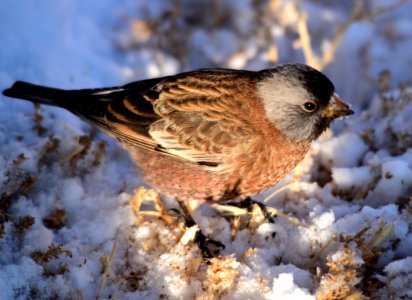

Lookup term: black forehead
[262,64,335,106]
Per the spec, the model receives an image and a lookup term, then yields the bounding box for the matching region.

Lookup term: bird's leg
[177,200,225,259]
[205,180,242,203]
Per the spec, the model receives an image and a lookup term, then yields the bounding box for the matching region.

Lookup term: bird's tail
[2,81,72,108]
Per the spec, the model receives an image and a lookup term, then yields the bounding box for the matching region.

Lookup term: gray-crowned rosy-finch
[3,64,353,202]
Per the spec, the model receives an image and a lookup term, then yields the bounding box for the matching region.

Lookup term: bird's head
[257,63,354,142]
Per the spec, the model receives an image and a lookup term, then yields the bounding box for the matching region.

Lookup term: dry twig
[296,0,406,70]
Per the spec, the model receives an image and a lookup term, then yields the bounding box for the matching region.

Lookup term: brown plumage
[2,64,354,202]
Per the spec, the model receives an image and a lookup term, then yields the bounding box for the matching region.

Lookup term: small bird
[3,64,353,202]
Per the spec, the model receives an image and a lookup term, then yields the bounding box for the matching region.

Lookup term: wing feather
[146,71,255,166]
[78,69,256,167]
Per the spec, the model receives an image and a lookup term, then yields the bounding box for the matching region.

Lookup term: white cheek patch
[257,76,316,142]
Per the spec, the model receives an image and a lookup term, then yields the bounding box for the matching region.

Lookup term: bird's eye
[302,101,317,112]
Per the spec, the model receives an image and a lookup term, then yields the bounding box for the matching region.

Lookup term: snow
[0,257,43,300]
[1,0,412,299]
[270,273,314,300]
[319,132,369,168]
[366,160,412,205]
[332,166,372,190]
[383,256,412,298]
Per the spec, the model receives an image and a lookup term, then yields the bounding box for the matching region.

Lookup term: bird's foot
[213,197,276,224]
[232,197,277,223]
[213,197,307,230]
[177,200,225,259]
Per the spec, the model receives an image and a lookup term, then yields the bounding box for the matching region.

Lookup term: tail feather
[2,81,73,107]
[2,81,116,126]
[2,79,163,137]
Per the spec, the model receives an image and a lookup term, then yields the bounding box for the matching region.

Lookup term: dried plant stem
[297,12,321,70]
[296,0,406,70]
[97,242,117,300]
[320,1,364,69]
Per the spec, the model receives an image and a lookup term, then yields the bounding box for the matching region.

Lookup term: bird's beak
[323,93,354,119]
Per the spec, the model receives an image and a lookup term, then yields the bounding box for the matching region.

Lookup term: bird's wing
[98,69,257,167]
[143,69,257,167]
